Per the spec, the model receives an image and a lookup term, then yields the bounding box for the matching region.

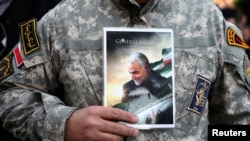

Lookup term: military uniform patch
[0,53,13,81]
[19,18,40,55]
[187,75,211,115]
[13,42,23,67]
[227,27,250,49]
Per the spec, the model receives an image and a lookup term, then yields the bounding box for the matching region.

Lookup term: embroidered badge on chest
[19,18,40,55]
[187,75,211,115]
[227,27,250,49]
[0,53,13,81]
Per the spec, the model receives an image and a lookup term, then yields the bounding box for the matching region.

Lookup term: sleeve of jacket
[208,21,250,125]
[0,5,77,141]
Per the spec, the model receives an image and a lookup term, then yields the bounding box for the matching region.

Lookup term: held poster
[103,27,175,129]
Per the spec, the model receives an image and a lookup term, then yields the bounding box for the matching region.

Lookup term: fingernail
[132,116,139,123]
[133,129,139,137]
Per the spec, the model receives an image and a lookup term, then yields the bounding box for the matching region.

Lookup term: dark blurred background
[0,0,62,59]
[214,0,250,47]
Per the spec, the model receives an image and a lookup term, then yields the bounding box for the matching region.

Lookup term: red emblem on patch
[227,27,250,49]
[13,42,23,67]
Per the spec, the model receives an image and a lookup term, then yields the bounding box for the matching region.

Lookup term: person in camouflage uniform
[0,0,250,141]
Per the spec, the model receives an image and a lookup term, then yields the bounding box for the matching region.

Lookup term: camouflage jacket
[0,0,250,140]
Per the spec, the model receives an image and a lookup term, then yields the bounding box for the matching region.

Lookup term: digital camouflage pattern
[0,0,250,141]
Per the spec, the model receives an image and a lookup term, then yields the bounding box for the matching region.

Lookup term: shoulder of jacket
[0,18,49,82]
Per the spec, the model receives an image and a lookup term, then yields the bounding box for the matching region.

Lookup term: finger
[84,128,124,141]
[99,107,138,123]
[97,132,124,141]
[99,119,139,137]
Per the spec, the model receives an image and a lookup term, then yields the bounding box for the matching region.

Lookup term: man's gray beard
[134,74,150,86]
[134,80,140,86]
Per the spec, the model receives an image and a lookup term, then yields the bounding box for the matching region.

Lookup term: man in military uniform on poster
[114,52,173,124]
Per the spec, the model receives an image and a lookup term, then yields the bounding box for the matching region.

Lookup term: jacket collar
[111,0,158,15]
